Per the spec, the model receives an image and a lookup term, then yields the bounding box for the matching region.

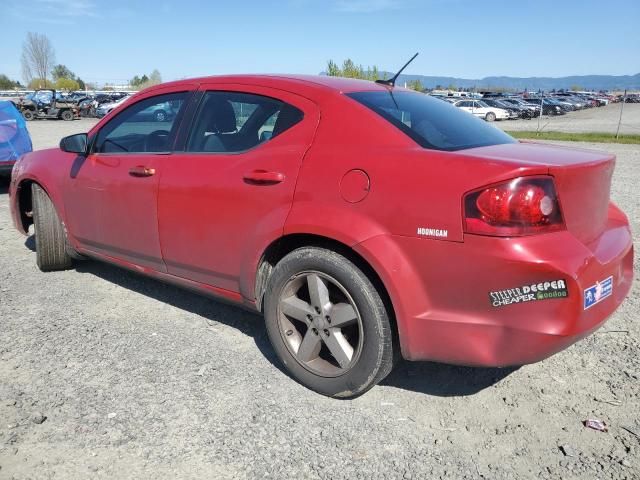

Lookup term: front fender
[11,149,74,235]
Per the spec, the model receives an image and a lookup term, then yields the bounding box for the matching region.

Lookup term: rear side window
[186,91,303,153]
[348,91,516,151]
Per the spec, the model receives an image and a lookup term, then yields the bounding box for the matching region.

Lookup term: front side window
[186,91,303,153]
[94,92,188,154]
[348,90,516,151]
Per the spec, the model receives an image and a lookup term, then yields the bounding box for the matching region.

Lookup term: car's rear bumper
[0,161,16,176]
[355,204,634,367]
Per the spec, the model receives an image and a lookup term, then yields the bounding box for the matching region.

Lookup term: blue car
[0,101,33,177]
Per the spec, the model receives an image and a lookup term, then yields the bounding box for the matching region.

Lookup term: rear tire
[32,184,74,272]
[154,110,167,122]
[61,110,74,121]
[264,247,395,398]
[23,110,35,121]
[485,112,496,122]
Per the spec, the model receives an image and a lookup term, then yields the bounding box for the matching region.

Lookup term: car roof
[141,74,402,98]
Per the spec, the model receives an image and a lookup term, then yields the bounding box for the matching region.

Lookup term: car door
[457,100,473,113]
[63,88,192,271]
[157,84,320,295]
[471,101,485,117]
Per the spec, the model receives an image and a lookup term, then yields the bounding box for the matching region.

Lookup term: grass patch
[505,131,640,144]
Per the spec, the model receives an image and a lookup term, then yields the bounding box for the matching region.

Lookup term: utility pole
[616,89,627,139]
[537,90,544,135]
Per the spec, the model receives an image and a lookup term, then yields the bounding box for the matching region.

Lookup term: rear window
[347,90,516,151]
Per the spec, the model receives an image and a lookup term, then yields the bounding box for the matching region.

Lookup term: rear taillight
[464,176,564,236]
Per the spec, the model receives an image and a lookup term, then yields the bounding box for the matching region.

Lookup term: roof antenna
[376,52,419,87]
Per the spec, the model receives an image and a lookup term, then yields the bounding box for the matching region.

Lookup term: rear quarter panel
[286,93,549,245]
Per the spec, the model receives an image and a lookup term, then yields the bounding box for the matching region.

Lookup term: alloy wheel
[277,271,364,377]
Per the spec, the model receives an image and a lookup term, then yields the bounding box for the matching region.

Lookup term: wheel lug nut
[312,328,318,335]
[324,329,330,336]
[315,307,321,314]
[325,315,331,323]
[306,314,313,321]
[285,329,293,336]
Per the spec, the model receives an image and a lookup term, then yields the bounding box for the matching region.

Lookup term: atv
[19,89,79,121]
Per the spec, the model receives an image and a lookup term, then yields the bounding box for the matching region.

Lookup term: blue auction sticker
[583,276,613,310]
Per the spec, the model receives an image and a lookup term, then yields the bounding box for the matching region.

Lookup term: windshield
[348,90,516,151]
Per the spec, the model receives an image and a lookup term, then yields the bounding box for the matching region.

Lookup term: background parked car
[452,99,510,121]
[95,95,132,118]
[481,98,528,119]
[0,100,32,177]
[522,97,565,116]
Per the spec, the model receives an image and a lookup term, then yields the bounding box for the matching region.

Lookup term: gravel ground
[0,122,639,479]
[496,103,640,135]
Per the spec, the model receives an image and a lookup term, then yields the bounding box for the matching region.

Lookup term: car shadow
[381,360,518,397]
[70,255,286,374]
[24,236,518,397]
[0,178,9,194]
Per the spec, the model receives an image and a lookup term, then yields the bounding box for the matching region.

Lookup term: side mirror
[60,133,88,155]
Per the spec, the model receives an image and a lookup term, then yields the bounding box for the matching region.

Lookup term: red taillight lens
[464,176,564,236]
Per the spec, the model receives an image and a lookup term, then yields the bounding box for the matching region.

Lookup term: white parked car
[95,95,132,118]
[452,99,510,121]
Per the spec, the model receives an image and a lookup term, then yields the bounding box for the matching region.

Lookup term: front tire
[23,110,35,121]
[264,247,394,398]
[485,112,496,122]
[154,110,167,122]
[61,110,74,121]
[32,184,74,272]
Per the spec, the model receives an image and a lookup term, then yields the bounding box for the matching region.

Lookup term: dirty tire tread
[32,184,73,272]
[264,247,394,398]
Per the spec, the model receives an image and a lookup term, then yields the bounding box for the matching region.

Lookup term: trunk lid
[465,142,615,244]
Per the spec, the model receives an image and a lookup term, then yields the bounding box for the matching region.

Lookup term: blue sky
[1,0,638,86]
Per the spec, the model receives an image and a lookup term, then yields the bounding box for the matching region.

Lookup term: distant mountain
[378,72,640,91]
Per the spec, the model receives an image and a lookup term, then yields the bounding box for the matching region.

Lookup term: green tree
[52,64,75,81]
[407,79,424,91]
[326,60,340,77]
[0,74,19,89]
[75,77,85,90]
[129,71,161,90]
[55,77,80,91]
[570,84,583,92]
[365,65,379,81]
[28,78,48,89]
[148,69,162,85]
[341,59,360,78]
[325,59,382,81]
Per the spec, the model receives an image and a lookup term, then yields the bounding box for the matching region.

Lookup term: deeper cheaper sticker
[489,279,568,308]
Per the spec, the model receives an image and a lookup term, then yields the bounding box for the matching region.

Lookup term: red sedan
[9,75,633,398]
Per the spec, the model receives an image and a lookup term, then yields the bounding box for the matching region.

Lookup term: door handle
[129,166,156,177]
[243,170,285,185]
